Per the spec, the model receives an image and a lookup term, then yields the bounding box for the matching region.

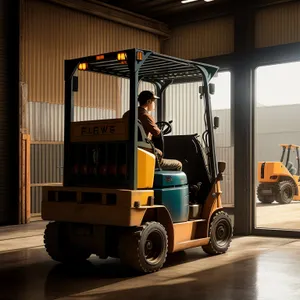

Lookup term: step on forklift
[257,144,300,204]
[41,49,233,273]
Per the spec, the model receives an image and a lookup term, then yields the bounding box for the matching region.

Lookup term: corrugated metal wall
[165,83,204,134]
[255,2,300,48]
[28,102,117,142]
[30,143,64,213]
[162,16,234,59]
[21,0,161,214]
[20,0,160,107]
[216,147,234,206]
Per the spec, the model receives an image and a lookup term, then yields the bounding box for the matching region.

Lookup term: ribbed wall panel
[20,0,160,108]
[162,16,234,59]
[28,102,117,141]
[30,144,64,184]
[165,83,204,135]
[31,186,42,214]
[255,2,300,48]
[216,147,234,206]
[213,109,231,147]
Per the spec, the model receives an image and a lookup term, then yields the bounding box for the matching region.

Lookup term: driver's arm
[140,114,161,137]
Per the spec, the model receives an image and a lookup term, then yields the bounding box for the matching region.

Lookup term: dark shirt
[122,107,161,139]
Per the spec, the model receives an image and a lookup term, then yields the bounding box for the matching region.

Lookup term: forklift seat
[137,120,152,151]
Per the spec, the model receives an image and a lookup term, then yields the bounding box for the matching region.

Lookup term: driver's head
[138,91,159,112]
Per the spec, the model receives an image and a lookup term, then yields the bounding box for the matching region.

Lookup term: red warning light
[118,164,127,177]
[99,165,107,176]
[73,164,79,175]
[108,164,117,176]
[81,164,88,175]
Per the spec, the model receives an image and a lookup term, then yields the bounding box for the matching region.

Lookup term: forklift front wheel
[202,211,233,255]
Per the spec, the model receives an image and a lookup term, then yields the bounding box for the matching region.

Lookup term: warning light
[81,164,88,175]
[73,164,79,175]
[117,52,127,61]
[118,164,127,177]
[78,63,88,70]
[136,51,143,61]
[99,165,107,176]
[108,164,117,176]
[96,54,104,60]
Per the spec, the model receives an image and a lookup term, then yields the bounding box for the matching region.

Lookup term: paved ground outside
[256,200,300,230]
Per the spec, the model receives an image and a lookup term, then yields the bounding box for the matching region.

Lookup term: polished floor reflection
[1,223,300,300]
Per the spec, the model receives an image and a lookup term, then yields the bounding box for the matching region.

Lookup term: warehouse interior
[2,0,300,298]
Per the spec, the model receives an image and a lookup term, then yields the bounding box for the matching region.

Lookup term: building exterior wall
[255,2,300,48]
[162,16,234,59]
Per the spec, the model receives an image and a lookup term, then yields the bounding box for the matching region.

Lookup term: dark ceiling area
[96,0,293,27]
[98,0,232,26]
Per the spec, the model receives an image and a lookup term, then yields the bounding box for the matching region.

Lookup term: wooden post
[19,81,31,224]
[20,133,31,224]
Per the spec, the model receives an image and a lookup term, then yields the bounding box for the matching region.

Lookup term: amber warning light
[96,54,104,60]
[78,63,88,70]
[117,52,127,61]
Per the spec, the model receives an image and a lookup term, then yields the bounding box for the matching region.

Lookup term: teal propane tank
[153,171,189,223]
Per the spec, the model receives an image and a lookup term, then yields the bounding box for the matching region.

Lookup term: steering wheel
[156,120,173,135]
[152,121,173,156]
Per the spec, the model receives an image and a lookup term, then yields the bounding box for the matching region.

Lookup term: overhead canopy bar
[71,49,219,85]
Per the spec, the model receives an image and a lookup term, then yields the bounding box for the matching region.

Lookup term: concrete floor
[1,222,300,300]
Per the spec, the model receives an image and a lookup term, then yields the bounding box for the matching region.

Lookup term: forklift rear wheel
[276,180,294,204]
[202,211,233,255]
[257,184,275,204]
[44,222,91,263]
[119,222,168,273]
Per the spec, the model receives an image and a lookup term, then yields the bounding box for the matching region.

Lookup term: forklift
[41,49,233,273]
[257,144,300,204]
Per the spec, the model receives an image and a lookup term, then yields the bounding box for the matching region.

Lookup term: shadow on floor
[44,254,264,300]
[43,250,209,300]
[48,250,300,300]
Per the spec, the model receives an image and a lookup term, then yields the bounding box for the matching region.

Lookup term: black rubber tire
[275,180,295,204]
[118,222,168,273]
[44,222,91,263]
[202,211,233,255]
[257,184,275,204]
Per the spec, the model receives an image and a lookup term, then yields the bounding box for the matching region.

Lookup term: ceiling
[98,0,232,26]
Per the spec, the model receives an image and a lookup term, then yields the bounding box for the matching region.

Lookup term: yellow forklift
[257,144,300,204]
[41,49,233,273]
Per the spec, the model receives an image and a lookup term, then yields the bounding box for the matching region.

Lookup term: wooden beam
[45,0,170,37]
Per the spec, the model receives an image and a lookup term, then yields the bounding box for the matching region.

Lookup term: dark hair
[138,90,158,106]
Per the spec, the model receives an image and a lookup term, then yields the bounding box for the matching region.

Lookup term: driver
[122,90,182,171]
